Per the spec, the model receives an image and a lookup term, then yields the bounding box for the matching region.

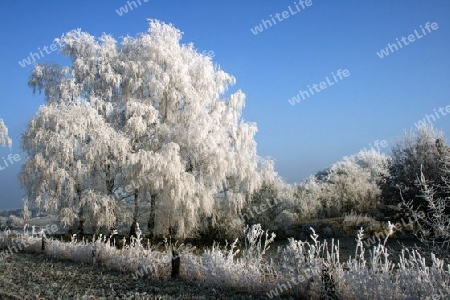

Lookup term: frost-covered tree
[294,149,389,218]
[381,125,449,206]
[23,20,274,238]
[293,175,324,219]
[323,150,388,213]
[242,168,294,232]
[205,160,289,238]
[0,119,12,147]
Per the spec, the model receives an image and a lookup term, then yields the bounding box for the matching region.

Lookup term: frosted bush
[241,224,275,265]
[181,224,276,293]
[341,223,450,299]
[403,171,450,258]
[7,215,25,227]
[343,226,402,299]
[36,225,173,278]
[274,228,340,298]
[200,240,262,291]
[294,150,389,219]
[293,175,323,219]
[343,212,376,228]
[273,210,297,232]
[382,125,448,205]
[343,212,382,235]
[268,223,450,299]
[396,249,450,298]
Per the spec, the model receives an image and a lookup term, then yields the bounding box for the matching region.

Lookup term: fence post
[171,249,180,278]
[41,236,45,251]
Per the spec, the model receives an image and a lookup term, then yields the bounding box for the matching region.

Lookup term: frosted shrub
[382,125,447,205]
[294,150,388,219]
[396,249,450,298]
[241,224,275,265]
[293,176,323,219]
[40,224,172,278]
[343,212,377,228]
[243,180,294,233]
[342,223,450,299]
[274,228,341,298]
[403,171,450,258]
[343,225,402,299]
[271,223,450,299]
[7,215,25,227]
[1,228,44,254]
[343,212,382,235]
[201,235,267,292]
[0,217,7,228]
[90,228,172,278]
[46,235,95,264]
[273,210,297,233]
[201,240,255,291]
[182,224,276,293]
[0,228,11,249]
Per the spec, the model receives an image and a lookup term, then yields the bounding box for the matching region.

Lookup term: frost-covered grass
[342,212,384,235]
[2,223,449,299]
[181,224,276,293]
[45,228,175,278]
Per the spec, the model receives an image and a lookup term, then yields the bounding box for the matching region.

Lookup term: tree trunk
[76,184,84,236]
[147,193,157,240]
[105,162,119,230]
[105,163,115,196]
[78,206,84,236]
[129,189,139,238]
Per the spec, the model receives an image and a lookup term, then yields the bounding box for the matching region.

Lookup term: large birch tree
[21,20,274,238]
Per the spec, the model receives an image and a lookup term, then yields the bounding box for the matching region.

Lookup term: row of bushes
[2,224,448,299]
[223,125,450,243]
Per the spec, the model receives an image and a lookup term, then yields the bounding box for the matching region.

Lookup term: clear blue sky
[1,0,450,209]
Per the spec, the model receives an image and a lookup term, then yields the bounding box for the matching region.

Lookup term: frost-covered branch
[403,170,450,257]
